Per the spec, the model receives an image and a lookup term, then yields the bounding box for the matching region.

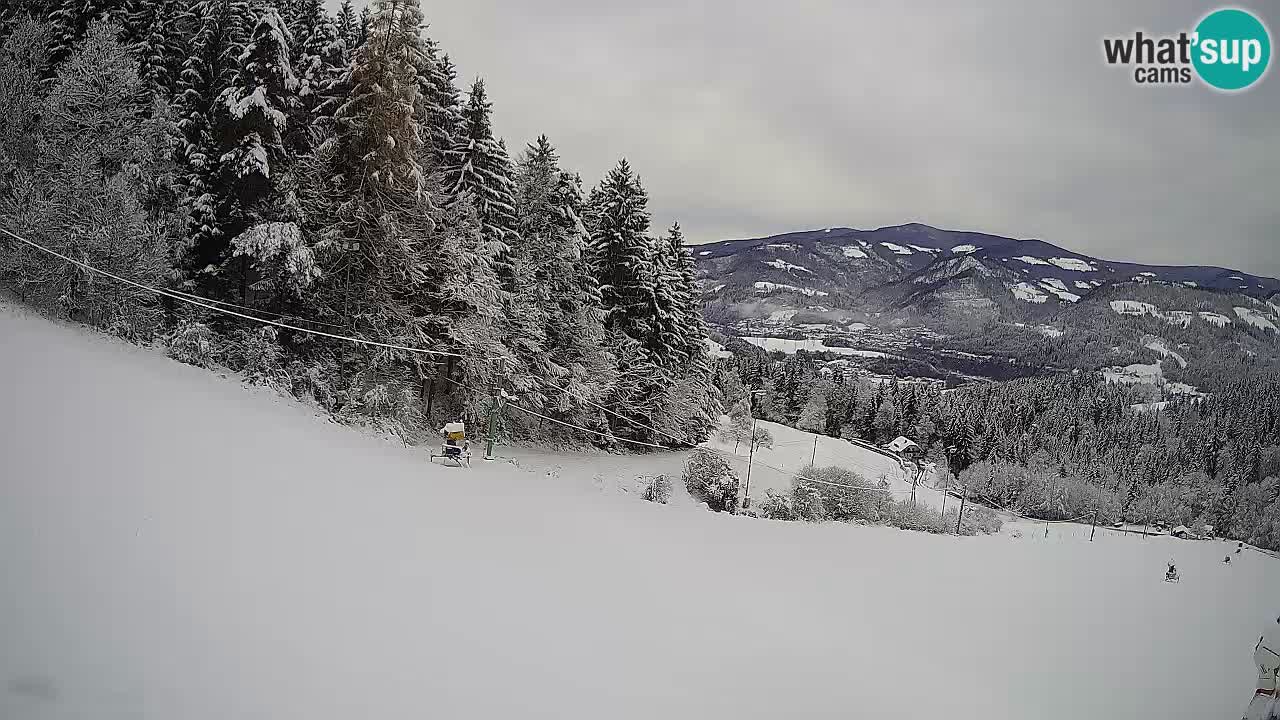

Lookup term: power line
[161,285,347,328]
[437,373,672,451]
[0,226,466,358]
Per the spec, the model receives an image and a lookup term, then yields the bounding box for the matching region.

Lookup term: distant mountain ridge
[694,223,1280,300]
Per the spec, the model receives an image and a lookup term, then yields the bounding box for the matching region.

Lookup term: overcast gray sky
[331,1,1279,276]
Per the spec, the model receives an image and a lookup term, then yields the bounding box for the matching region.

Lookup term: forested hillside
[723,352,1280,549]
[0,0,720,445]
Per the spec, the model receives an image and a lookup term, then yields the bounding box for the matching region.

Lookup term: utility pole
[342,240,359,328]
[955,483,968,535]
[484,358,507,462]
[1044,473,1058,539]
[910,467,917,508]
[742,390,763,513]
[810,435,818,468]
[1090,508,1099,542]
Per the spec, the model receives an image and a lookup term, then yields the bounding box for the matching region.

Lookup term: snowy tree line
[720,352,1280,549]
[0,0,720,445]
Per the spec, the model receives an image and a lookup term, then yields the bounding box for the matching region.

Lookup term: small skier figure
[1225,555,1233,565]
[1165,559,1179,582]
[1242,615,1280,720]
[1239,542,1246,555]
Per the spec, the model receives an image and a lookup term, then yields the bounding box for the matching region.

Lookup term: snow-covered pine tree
[331,0,427,198]
[418,41,460,169]
[297,0,456,434]
[277,0,341,151]
[651,223,691,367]
[123,0,185,96]
[214,5,303,303]
[217,6,296,190]
[587,158,689,441]
[446,78,518,282]
[589,158,656,345]
[173,0,252,280]
[334,0,357,50]
[665,222,721,439]
[357,6,371,47]
[281,0,345,113]
[509,135,615,425]
[46,0,129,66]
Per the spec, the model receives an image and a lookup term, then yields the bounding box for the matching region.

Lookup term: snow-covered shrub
[166,321,220,368]
[683,448,739,513]
[226,326,287,387]
[884,501,950,534]
[961,505,1003,535]
[287,359,338,411]
[336,367,425,444]
[792,465,892,523]
[641,474,672,504]
[231,222,320,298]
[757,489,796,521]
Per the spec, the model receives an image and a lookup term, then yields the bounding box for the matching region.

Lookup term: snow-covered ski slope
[2,301,1278,720]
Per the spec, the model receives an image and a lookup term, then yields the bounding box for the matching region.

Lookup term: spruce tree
[512,135,614,423]
[334,0,357,50]
[589,158,656,343]
[173,0,252,279]
[419,42,461,168]
[651,223,691,365]
[125,0,185,95]
[446,78,518,281]
[287,0,343,150]
[357,6,371,47]
[216,6,297,190]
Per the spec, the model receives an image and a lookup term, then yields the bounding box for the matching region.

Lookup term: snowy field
[2,301,1279,720]
[741,335,890,358]
[701,418,953,511]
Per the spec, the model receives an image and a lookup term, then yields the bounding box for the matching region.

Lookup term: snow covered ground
[741,335,889,358]
[703,418,911,500]
[2,301,1279,720]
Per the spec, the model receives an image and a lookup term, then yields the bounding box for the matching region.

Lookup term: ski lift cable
[533,376,694,448]
[505,403,671,450]
[160,285,347,328]
[439,372,912,482]
[527,379,917,493]
[0,226,467,358]
[436,373,672,451]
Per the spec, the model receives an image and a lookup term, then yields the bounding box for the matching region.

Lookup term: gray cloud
[330,1,1279,276]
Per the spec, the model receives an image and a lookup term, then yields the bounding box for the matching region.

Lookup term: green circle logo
[1192,8,1271,91]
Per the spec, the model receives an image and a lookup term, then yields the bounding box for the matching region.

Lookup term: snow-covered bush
[287,359,338,411]
[757,489,796,521]
[336,366,425,444]
[884,501,950,534]
[166,321,220,368]
[791,465,892,523]
[231,222,320,299]
[683,448,739,513]
[961,505,1003,535]
[641,474,672,504]
[226,326,288,388]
